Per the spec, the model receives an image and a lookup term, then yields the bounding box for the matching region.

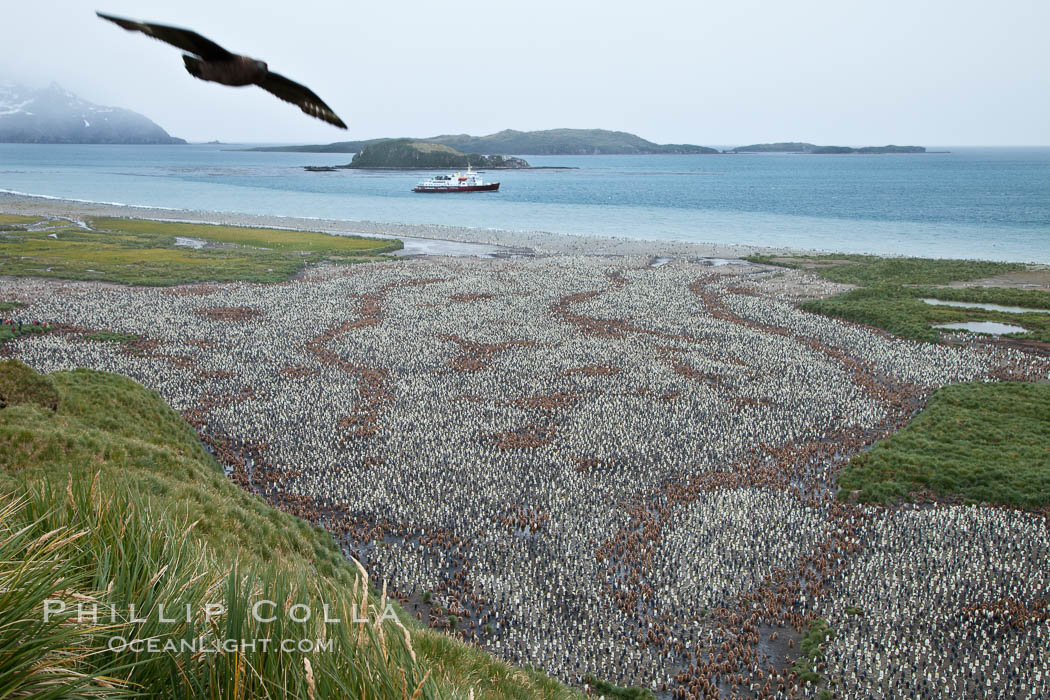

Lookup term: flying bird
[96,11,347,129]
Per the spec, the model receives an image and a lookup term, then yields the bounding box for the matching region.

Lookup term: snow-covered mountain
[0,82,185,144]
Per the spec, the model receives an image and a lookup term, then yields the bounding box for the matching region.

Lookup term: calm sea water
[1,144,1048,261]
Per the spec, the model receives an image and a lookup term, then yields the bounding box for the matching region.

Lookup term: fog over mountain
[0,82,184,144]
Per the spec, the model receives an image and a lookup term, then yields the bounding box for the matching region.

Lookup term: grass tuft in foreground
[0,493,130,698]
[1,477,432,699]
[0,361,579,699]
[838,381,1050,509]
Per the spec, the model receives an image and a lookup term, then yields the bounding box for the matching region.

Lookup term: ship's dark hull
[412,183,500,193]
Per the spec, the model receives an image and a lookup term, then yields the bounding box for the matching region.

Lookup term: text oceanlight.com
[43,599,400,654]
[110,637,335,653]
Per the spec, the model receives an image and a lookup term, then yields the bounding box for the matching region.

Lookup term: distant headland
[726,142,927,154]
[248,128,719,156]
[249,131,934,158]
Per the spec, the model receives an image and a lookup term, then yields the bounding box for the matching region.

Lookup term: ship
[412,165,500,193]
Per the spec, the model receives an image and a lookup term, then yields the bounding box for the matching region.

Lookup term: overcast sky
[4,0,1048,145]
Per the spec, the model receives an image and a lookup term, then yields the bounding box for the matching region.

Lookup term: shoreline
[0,190,845,260]
[2,190,1042,264]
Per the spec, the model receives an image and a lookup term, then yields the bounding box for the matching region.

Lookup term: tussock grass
[0,477,431,699]
[763,258,1050,511]
[0,495,130,698]
[838,382,1050,509]
[0,363,580,699]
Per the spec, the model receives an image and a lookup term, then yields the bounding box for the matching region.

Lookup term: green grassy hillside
[0,359,579,699]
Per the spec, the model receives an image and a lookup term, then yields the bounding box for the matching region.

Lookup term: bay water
[1,144,1047,261]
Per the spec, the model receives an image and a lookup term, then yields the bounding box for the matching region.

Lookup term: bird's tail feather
[182,55,203,79]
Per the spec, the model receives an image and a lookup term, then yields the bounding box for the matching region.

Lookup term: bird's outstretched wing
[96,11,234,61]
[257,72,347,129]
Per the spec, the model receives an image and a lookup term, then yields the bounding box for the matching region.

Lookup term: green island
[0,359,578,699]
[0,215,401,285]
[753,253,1050,510]
[341,138,530,169]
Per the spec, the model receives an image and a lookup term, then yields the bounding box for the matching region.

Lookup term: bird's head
[255,60,268,75]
